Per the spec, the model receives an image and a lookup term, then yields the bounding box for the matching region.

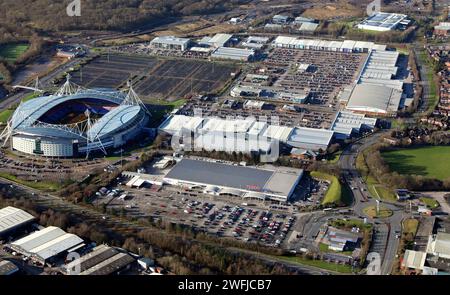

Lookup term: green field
[382,146,450,180]
[420,197,440,209]
[0,172,70,192]
[356,153,396,202]
[0,43,29,63]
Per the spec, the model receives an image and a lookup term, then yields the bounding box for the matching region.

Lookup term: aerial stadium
[0,77,150,158]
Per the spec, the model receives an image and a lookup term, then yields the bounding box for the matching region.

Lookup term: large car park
[95,176,302,249]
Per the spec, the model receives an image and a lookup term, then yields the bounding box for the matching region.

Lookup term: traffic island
[363,205,393,218]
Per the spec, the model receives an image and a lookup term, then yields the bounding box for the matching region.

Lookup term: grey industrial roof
[288,127,333,150]
[346,83,402,114]
[65,244,134,275]
[80,252,134,275]
[11,226,84,261]
[164,159,303,199]
[211,47,255,60]
[432,232,450,256]
[150,36,191,46]
[331,111,377,137]
[0,260,19,275]
[165,159,273,191]
[299,22,319,32]
[0,207,35,235]
[208,34,233,46]
[402,250,427,270]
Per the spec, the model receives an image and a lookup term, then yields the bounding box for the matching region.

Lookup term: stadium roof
[346,84,402,114]
[164,159,303,200]
[0,207,35,236]
[12,89,125,130]
[87,105,142,139]
[11,226,84,262]
[10,89,145,141]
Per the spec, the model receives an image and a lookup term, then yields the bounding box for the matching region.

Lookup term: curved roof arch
[9,89,149,142]
[12,90,126,130]
[87,105,143,140]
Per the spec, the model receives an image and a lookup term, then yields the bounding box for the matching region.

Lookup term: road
[420,191,450,215]
[0,57,87,111]
[339,132,406,275]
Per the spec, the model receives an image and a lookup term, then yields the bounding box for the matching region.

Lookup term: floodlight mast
[123,80,150,114]
[12,77,44,93]
[55,74,82,96]
[84,109,107,159]
[0,103,28,147]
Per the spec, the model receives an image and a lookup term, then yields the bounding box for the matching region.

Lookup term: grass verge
[310,171,342,205]
[363,205,393,218]
[420,197,440,209]
[0,172,69,192]
[278,255,353,274]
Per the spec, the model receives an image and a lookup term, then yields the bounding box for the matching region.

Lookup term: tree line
[0,0,248,33]
[0,183,300,275]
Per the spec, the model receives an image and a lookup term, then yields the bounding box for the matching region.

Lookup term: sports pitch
[382,146,450,180]
[0,43,29,63]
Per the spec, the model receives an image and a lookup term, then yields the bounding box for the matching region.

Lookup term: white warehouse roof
[150,36,191,46]
[331,111,377,139]
[346,84,402,115]
[288,127,334,151]
[159,115,205,134]
[0,207,35,236]
[262,125,294,142]
[159,115,334,151]
[211,47,255,61]
[208,34,233,47]
[10,226,84,262]
[357,12,408,32]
